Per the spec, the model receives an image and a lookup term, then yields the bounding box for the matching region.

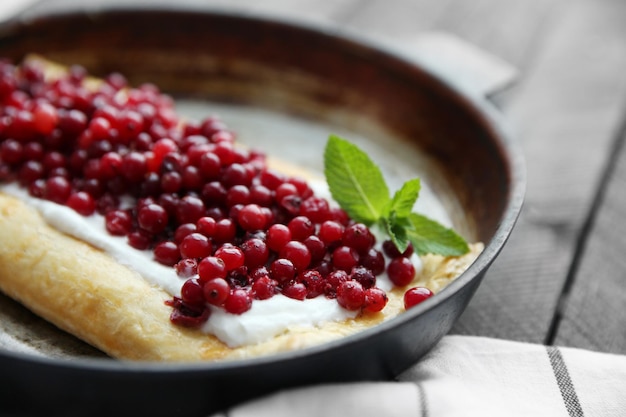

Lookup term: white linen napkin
[212,335,626,417]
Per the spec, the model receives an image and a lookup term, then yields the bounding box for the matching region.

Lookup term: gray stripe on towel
[415,381,428,417]
[546,346,584,417]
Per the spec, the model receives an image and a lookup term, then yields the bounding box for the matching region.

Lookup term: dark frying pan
[0,5,524,417]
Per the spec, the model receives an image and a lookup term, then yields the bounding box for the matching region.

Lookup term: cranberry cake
[0,56,482,361]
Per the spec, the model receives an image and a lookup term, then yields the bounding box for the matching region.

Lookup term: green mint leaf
[324,135,390,225]
[406,213,470,256]
[383,216,411,254]
[323,135,470,258]
[387,178,420,219]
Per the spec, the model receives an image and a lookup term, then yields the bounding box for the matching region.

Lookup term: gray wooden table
[20,0,626,355]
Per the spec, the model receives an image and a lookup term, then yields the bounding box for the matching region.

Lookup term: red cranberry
[154,241,181,266]
[160,171,182,193]
[237,203,267,231]
[403,287,434,309]
[303,235,326,264]
[364,287,388,312]
[342,223,375,254]
[173,223,197,244]
[361,248,386,275]
[259,169,284,190]
[298,269,325,298]
[318,220,344,245]
[121,152,147,182]
[198,152,221,180]
[241,238,269,269]
[274,182,298,202]
[270,258,296,283]
[179,232,212,259]
[387,256,416,287]
[280,241,311,272]
[332,245,359,272]
[336,280,365,310]
[266,224,292,252]
[32,101,58,135]
[215,243,245,271]
[288,216,315,241]
[203,277,230,306]
[176,195,205,225]
[213,218,236,244]
[252,276,278,300]
[44,176,71,204]
[66,191,96,216]
[350,266,376,289]
[299,196,329,223]
[181,277,205,306]
[223,289,252,314]
[127,231,152,250]
[282,281,308,301]
[196,216,217,237]
[221,163,251,187]
[226,184,250,207]
[249,184,272,206]
[18,160,44,184]
[105,209,133,236]
[137,203,169,234]
[198,256,227,282]
[174,258,198,278]
[0,139,23,165]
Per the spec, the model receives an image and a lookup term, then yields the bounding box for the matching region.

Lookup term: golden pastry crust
[0,191,481,361]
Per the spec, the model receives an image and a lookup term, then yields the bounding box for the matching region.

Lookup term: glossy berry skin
[224,289,252,314]
[197,256,227,282]
[270,258,296,283]
[66,191,96,216]
[237,203,267,231]
[282,281,308,300]
[105,209,133,236]
[252,276,278,300]
[203,278,230,306]
[266,224,291,252]
[179,232,212,259]
[241,238,269,269]
[215,243,245,271]
[364,287,388,313]
[336,280,365,310]
[387,256,416,287]
[403,287,434,309]
[153,241,181,266]
[137,203,169,234]
[332,246,359,272]
[180,278,205,306]
[279,241,311,272]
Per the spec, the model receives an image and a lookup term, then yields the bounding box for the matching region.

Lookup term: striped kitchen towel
[213,335,626,417]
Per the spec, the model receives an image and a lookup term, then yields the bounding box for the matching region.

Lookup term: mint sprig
[324,135,469,256]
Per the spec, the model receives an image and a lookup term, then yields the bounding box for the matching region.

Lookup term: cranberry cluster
[0,58,426,328]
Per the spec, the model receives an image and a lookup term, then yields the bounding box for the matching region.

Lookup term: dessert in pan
[0,56,482,361]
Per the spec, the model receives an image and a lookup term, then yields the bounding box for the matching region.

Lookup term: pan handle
[397,32,518,100]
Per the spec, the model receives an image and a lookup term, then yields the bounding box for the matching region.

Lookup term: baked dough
[0,57,483,361]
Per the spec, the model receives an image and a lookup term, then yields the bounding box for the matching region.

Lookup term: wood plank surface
[451,0,626,348]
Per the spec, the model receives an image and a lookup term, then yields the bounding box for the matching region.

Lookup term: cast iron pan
[0,5,525,417]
